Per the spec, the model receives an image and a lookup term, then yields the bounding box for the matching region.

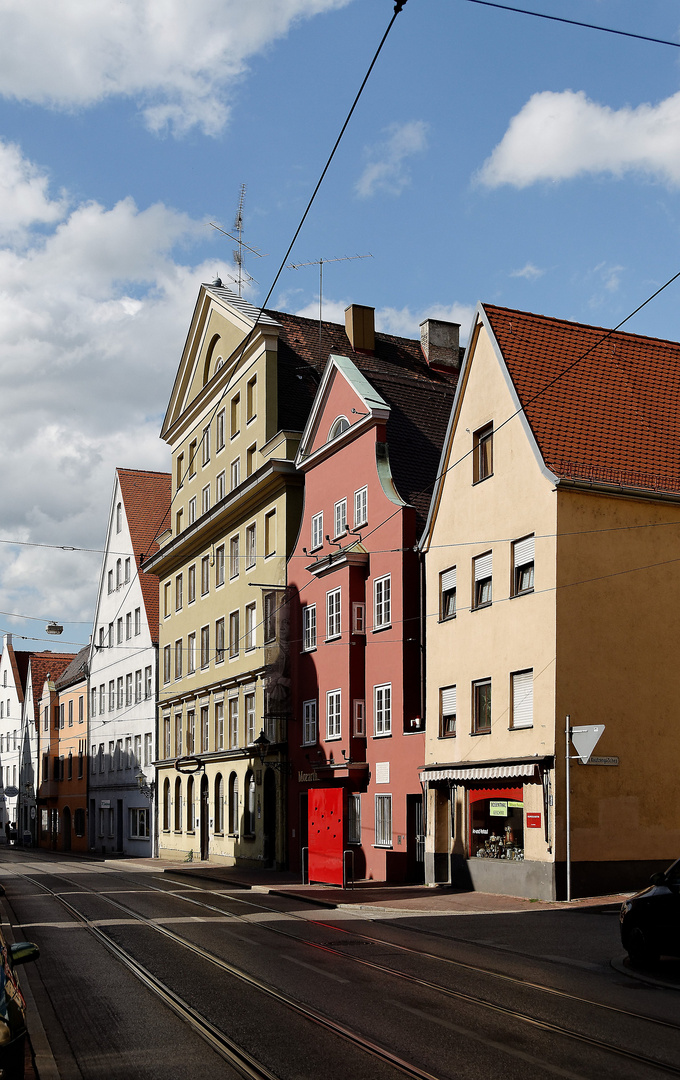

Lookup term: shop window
[469,788,524,860]
[440,567,456,620]
[512,535,535,596]
[473,422,493,483]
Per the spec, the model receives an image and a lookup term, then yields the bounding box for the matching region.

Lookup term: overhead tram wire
[462,0,680,49]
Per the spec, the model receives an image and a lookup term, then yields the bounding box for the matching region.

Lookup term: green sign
[490,800,507,816]
[508,800,523,808]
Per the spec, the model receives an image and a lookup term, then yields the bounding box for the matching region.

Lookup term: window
[188,564,196,603]
[116,559,122,588]
[202,425,210,466]
[107,569,114,594]
[188,438,197,477]
[230,534,240,578]
[264,592,277,644]
[201,706,209,752]
[374,684,391,736]
[374,576,391,629]
[174,574,183,612]
[216,409,225,451]
[348,794,361,844]
[334,498,347,538]
[201,555,210,595]
[245,693,255,745]
[354,699,366,737]
[354,486,367,528]
[187,634,196,675]
[302,700,317,745]
[145,666,152,699]
[68,700,73,727]
[109,681,115,710]
[264,510,276,557]
[228,698,239,749]
[246,375,257,422]
[98,687,104,715]
[144,732,152,766]
[163,718,171,760]
[473,552,492,609]
[245,771,255,835]
[352,603,365,633]
[440,686,456,737]
[215,702,224,749]
[440,567,456,620]
[134,607,141,635]
[135,670,142,703]
[327,588,341,639]
[162,778,170,830]
[176,452,184,491]
[511,670,533,729]
[129,807,149,840]
[215,774,225,835]
[512,535,535,596]
[246,443,257,476]
[116,502,122,532]
[329,416,349,440]
[215,617,225,663]
[230,458,241,490]
[175,714,183,757]
[227,774,237,834]
[116,739,123,770]
[245,603,256,651]
[125,736,132,769]
[230,393,240,438]
[214,545,225,588]
[216,470,226,502]
[108,622,113,647]
[200,626,210,669]
[126,673,133,705]
[473,422,493,482]
[202,484,210,515]
[473,678,492,734]
[188,496,196,525]
[117,617,124,643]
[246,523,256,569]
[99,626,104,648]
[176,508,183,534]
[175,639,183,680]
[326,690,341,739]
[124,612,131,640]
[124,557,130,583]
[311,512,323,551]
[375,794,392,847]
[174,777,182,831]
[187,710,195,754]
[116,677,124,709]
[303,604,316,651]
[163,646,171,684]
[229,611,239,659]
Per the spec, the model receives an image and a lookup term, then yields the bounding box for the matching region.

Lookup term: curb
[611,954,680,991]
[163,867,339,909]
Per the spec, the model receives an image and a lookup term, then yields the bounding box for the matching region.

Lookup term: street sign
[570,724,604,765]
[585,756,619,766]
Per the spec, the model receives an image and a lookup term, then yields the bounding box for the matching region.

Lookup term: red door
[308,788,344,886]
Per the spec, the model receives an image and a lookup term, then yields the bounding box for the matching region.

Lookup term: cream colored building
[421,302,680,899]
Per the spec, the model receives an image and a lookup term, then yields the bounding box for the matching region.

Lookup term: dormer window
[328,416,349,441]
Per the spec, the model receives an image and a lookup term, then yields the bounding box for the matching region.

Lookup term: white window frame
[354,486,367,528]
[246,523,256,569]
[326,588,341,640]
[245,602,256,651]
[230,457,241,491]
[326,690,341,740]
[216,470,226,502]
[374,575,391,629]
[374,684,392,736]
[311,512,323,551]
[303,604,317,651]
[230,534,240,579]
[334,498,347,538]
[511,669,533,729]
[375,794,392,848]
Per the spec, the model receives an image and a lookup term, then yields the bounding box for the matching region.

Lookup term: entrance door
[200,775,209,860]
[263,769,276,868]
[62,807,71,852]
[308,788,344,886]
[116,799,123,853]
[406,794,425,883]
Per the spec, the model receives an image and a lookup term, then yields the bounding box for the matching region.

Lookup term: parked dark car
[620,858,680,966]
[0,922,40,1079]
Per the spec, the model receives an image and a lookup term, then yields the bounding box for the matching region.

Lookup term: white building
[88,468,170,856]
[0,634,30,837]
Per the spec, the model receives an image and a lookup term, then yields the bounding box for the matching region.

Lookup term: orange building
[38,645,89,852]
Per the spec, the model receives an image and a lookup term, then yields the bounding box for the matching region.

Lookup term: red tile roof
[25,652,76,726]
[118,469,171,644]
[484,304,680,494]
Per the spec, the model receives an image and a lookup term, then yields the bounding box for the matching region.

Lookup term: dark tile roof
[55,644,90,691]
[484,304,680,495]
[268,310,458,529]
[118,469,171,644]
[25,653,76,726]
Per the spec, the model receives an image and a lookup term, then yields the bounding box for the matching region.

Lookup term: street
[1,849,679,1080]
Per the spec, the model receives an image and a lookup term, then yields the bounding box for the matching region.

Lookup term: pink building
[287,308,457,884]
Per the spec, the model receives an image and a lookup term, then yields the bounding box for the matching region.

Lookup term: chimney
[345,304,375,353]
[420,319,460,372]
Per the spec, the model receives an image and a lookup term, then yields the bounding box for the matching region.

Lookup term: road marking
[283,955,349,983]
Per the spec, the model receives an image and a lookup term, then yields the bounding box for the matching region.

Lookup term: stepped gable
[484,304,680,495]
[25,652,76,726]
[118,469,171,644]
[55,644,90,691]
[269,309,458,530]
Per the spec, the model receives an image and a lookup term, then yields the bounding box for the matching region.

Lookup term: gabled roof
[483,304,680,495]
[25,652,76,725]
[269,309,458,530]
[55,644,89,691]
[118,469,171,642]
[296,354,390,464]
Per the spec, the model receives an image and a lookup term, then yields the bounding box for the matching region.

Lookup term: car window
[665,860,680,886]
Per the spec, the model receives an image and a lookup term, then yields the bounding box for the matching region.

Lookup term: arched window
[203,334,220,386]
[163,778,170,831]
[214,773,224,834]
[228,773,238,835]
[186,776,194,832]
[116,503,122,533]
[245,770,255,836]
[174,777,182,832]
[328,416,349,442]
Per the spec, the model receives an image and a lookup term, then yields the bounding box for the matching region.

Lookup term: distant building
[38,646,89,853]
[23,651,75,846]
[0,635,31,835]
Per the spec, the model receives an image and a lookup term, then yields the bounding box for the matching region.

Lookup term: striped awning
[420,762,538,782]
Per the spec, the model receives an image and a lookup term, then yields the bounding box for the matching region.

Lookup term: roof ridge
[483,302,680,350]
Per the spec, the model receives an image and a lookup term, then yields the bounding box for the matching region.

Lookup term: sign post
[565,719,604,901]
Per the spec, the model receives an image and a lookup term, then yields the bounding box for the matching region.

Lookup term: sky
[2,0,680,650]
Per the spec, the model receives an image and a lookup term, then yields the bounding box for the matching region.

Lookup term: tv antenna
[286,253,372,361]
[207,184,267,297]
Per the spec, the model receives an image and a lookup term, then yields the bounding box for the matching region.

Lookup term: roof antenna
[286,254,373,364]
[207,186,267,296]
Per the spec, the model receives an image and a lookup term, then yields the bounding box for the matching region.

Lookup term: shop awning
[420,762,538,782]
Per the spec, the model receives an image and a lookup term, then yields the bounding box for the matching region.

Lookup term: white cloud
[0,138,217,627]
[0,0,351,136]
[294,297,474,342]
[510,263,544,281]
[477,89,680,188]
[355,120,428,198]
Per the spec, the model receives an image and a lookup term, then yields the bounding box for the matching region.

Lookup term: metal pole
[565,715,571,902]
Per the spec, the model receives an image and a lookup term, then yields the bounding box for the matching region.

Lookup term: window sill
[472,473,494,486]
[301,646,317,654]
[372,624,391,633]
[325,636,341,644]
[470,729,491,736]
[509,724,533,731]
[325,735,342,742]
[439,614,456,623]
[510,589,534,599]
[372,844,393,850]
[471,602,492,612]
[372,732,392,739]
[309,544,323,554]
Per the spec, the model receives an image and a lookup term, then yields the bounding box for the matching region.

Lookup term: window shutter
[441,686,456,714]
[474,552,492,580]
[512,670,533,728]
[513,536,535,567]
[441,567,456,592]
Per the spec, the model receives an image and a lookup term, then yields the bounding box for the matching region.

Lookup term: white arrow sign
[570,724,605,765]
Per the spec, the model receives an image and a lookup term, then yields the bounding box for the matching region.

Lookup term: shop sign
[489,801,507,817]
[526,812,542,828]
[508,800,523,808]
[298,771,318,782]
[100,800,111,809]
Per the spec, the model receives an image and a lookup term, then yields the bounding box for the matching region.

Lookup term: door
[200,775,209,860]
[263,769,276,868]
[308,788,344,886]
[62,807,71,852]
[116,799,123,853]
[406,794,425,883]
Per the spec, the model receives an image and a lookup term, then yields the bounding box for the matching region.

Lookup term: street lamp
[45,621,63,636]
[253,730,270,766]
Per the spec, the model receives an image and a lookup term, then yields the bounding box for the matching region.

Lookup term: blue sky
[2,0,680,649]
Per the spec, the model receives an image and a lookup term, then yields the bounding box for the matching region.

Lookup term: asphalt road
[1,849,679,1080]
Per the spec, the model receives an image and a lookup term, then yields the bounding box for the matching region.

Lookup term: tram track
[6,859,680,1078]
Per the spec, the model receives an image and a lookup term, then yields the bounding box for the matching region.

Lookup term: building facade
[38,646,89,853]
[0,635,30,838]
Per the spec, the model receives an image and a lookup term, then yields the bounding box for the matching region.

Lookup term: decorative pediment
[296,354,389,468]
